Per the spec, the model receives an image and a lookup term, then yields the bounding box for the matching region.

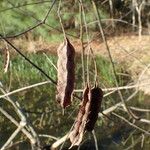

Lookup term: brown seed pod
[69,84,103,147]
[56,38,75,109]
[69,85,90,147]
[85,85,103,131]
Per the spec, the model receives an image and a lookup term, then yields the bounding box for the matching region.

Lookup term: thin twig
[0,81,50,99]
[0,1,51,13]
[74,82,150,92]
[57,0,67,40]
[79,2,86,87]
[39,134,58,140]
[141,134,145,148]
[124,135,143,150]
[0,0,61,39]
[42,0,56,23]
[92,130,98,150]
[119,105,150,125]
[112,112,150,135]
[43,53,58,71]
[79,0,98,85]
[130,107,150,112]
[51,134,70,150]
[4,140,25,150]
[0,107,36,144]
[0,85,40,148]
[99,102,122,117]
[79,0,91,84]
[51,120,76,150]
[1,121,26,150]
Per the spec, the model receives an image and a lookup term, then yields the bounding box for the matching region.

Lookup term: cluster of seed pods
[56,38,103,147]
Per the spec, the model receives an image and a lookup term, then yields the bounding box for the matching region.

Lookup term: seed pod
[69,84,103,147]
[56,38,75,109]
[85,85,103,131]
[69,85,90,147]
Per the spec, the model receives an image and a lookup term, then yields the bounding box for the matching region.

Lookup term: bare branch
[0,81,50,99]
[51,134,70,150]
[39,134,58,140]
[1,121,26,150]
[0,84,40,149]
[0,107,36,145]
[112,112,150,135]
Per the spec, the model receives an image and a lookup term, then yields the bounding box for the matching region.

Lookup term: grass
[0,53,121,122]
[0,53,124,88]
[0,53,132,112]
[0,53,57,87]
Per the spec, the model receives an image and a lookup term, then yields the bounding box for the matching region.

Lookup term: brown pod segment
[69,84,103,147]
[56,38,75,109]
[85,85,103,131]
[69,85,90,147]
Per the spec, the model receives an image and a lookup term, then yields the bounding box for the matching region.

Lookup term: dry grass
[1,35,150,94]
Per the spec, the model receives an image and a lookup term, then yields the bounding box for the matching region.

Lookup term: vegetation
[0,0,149,40]
[0,53,149,149]
[0,54,112,143]
[0,0,150,150]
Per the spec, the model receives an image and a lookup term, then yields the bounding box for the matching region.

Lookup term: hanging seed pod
[69,84,103,147]
[3,48,10,73]
[85,85,103,131]
[69,85,90,147]
[56,38,75,109]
